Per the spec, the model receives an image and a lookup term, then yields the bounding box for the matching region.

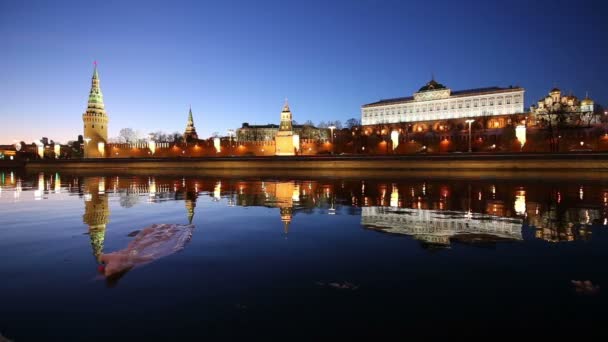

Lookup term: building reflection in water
[2,172,606,249]
[362,207,523,248]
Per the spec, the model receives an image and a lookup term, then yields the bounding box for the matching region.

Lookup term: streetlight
[84,137,91,158]
[465,120,474,152]
[328,125,336,154]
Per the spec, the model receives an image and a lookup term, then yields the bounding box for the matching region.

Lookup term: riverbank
[19,153,608,179]
[0,160,25,169]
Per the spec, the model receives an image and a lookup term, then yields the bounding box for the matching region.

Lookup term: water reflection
[83,177,109,263]
[1,171,606,250]
[362,207,522,248]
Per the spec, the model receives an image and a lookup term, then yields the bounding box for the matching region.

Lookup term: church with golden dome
[531,88,597,115]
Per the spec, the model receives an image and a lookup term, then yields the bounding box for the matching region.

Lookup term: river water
[0,170,607,339]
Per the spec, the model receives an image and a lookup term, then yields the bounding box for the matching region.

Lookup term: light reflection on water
[0,170,607,339]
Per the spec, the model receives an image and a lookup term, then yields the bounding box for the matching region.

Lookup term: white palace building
[361,79,525,126]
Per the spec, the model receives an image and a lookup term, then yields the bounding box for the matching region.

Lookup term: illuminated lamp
[149,140,156,155]
[214,137,221,153]
[515,125,526,149]
[391,130,399,150]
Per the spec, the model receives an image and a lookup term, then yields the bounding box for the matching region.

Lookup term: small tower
[82,62,109,158]
[275,99,295,156]
[184,106,199,142]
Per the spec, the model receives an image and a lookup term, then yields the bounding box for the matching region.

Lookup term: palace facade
[361,79,525,125]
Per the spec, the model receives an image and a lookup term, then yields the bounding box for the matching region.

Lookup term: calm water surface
[1,170,607,339]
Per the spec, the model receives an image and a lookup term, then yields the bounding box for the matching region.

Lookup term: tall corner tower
[184,106,199,141]
[82,62,109,158]
[275,99,295,156]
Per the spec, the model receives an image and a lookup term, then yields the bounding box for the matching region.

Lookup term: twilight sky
[1,0,606,144]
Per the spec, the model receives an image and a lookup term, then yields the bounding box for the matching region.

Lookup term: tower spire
[93,61,99,79]
[283,98,290,112]
[184,106,199,141]
[82,62,109,158]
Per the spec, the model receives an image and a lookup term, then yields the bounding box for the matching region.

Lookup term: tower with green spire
[184,106,199,142]
[82,62,109,158]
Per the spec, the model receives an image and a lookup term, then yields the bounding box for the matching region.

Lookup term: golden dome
[550,87,561,94]
[581,97,594,106]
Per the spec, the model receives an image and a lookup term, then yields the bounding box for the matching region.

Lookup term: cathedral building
[183,106,199,142]
[82,63,109,158]
[530,88,597,116]
[361,78,525,125]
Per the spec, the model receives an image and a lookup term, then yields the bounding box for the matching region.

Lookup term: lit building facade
[530,88,599,126]
[275,100,295,156]
[361,206,523,247]
[361,79,525,125]
[82,63,109,158]
[236,123,328,142]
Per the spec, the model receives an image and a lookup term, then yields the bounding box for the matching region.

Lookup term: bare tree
[171,131,184,143]
[119,128,138,143]
[536,104,570,152]
[345,118,360,129]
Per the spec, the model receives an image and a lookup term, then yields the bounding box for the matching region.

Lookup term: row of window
[363,111,497,122]
[84,125,104,129]
[363,95,521,118]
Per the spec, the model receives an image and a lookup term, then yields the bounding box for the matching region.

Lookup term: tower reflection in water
[2,172,604,261]
[82,177,109,263]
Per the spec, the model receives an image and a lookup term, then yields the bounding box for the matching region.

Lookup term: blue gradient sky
[1,0,606,143]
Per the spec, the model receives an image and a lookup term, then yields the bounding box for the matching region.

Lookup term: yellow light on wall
[149,140,156,155]
[391,130,399,150]
[54,144,60,159]
[515,125,526,149]
[36,142,44,159]
[97,142,105,157]
[214,137,221,153]
[292,134,300,152]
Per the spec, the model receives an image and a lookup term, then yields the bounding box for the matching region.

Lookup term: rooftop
[362,86,523,108]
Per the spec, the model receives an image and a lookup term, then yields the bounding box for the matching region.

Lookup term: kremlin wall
[3,64,606,163]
